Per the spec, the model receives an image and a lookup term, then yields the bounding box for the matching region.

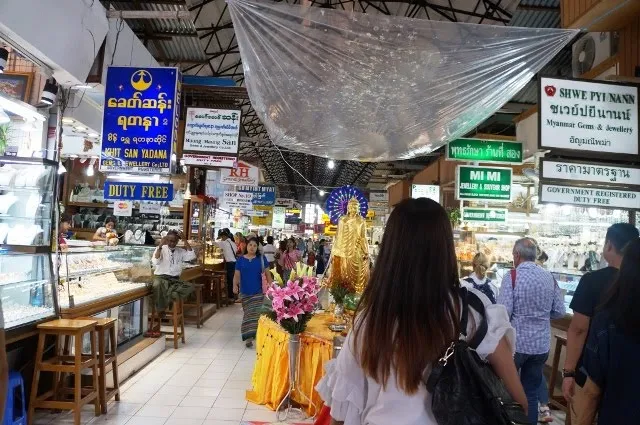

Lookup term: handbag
[425,287,529,425]
[260,254,270,294]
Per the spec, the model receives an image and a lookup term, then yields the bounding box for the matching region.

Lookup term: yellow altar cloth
[246,313,337,416]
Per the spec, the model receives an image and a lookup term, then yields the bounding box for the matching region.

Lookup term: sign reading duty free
[456,165,512,201]
[539,77,639,158]
[539,183,640,210]
[104,181,173,202]
[446,138,523,164]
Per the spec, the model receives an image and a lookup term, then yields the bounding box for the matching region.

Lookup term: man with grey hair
[498,237,565,425]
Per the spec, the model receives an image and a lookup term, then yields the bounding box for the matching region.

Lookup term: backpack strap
[510,268,516,289]
[459,287,489,350]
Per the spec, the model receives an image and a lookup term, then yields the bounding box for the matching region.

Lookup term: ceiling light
[74,125,87,132]
[0,108,9,125]
[62,117,75,124]
[87,132,99,138]
[40,78,58,105]
[0,48,7,73]
[327,159,335,169]
[319,190,325,196]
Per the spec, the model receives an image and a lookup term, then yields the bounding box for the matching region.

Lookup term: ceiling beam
[106,10,192,19]
[134,31,198,39]
[106,0,186,4]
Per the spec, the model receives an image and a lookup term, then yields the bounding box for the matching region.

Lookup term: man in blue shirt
[498,238,565,425]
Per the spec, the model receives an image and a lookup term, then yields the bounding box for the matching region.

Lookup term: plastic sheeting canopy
[228,0,578,161]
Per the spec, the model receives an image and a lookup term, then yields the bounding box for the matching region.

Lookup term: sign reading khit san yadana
[446,138,523,164]
[539,77,639,157]
[462,208,508,223]
[456,165,512,201]
[540,159,640,188]
[539,183,640,210]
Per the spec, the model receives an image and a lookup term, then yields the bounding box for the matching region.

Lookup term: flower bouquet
[265,262,319,335]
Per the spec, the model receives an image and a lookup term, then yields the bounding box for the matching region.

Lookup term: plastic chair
[3,370,27,425]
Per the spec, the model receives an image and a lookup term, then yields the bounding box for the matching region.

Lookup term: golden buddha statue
[327,198,370,294]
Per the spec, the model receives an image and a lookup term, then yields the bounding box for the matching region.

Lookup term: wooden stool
[214,271,231,307]
[78,317,120,414]
[548,335,571,425]
[28,319,100,425]
[184,284,204,328]
[150,300,186,349]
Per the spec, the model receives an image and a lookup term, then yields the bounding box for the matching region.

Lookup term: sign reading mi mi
[539,76,639,160]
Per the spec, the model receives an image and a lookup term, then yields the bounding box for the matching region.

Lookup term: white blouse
[316,287,515,425]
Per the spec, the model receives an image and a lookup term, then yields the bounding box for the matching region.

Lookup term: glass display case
[57,246,155,312]
[551,269,584,315]
[0,252,57,330]
[0,156,57,248]
[204,242,224,271]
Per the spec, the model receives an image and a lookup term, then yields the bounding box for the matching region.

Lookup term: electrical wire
[110,18,125,66]
[273,143,321,192]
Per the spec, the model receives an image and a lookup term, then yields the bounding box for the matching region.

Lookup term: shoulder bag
[261,254,270,294]
[425,287,529,425]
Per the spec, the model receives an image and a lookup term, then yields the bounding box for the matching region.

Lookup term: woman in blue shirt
[233,237,272,347]
[574,237,640,425]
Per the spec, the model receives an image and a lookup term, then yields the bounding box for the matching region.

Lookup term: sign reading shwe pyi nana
[447,138,523,164]
[101,67,181,174]
[456,165,512,201]
[539,77,639,157]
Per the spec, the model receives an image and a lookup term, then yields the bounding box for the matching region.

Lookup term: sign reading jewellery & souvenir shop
[446,138,523,164]
[100,67,181,174]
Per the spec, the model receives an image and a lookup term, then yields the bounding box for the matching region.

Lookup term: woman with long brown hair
[316,198,525,425]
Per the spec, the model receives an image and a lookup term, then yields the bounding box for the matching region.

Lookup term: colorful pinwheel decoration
[325,185,368,224]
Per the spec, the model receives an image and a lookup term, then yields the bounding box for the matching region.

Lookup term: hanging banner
[369,192,389,203]
[113,200,133,217]
[540,158,640,188]
[446,138,523,164]
[182,153,237,168]
[237,185,276,206]
[539,183,640,210]
[272,206,286,229]
[411,184,441,202]
[220,160,260,186]
[251,206,273,226]
[539,77,639,158]
[456,165,512,201]
[100,66,181,174]
[184,108,241,156]
[462,208,508,223]
[104,181,174,201]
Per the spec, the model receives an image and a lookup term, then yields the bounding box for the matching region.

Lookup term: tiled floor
[33,304,566,425]
[34,304,296,425]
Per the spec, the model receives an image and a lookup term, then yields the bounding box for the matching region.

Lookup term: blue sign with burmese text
[104,181,174,202]
[237,185,276,206]
[100,66,181,174]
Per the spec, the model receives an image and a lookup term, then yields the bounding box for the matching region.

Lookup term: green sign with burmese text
[446,138,523,164]
[462,208,508,223]
[456,165,512,201]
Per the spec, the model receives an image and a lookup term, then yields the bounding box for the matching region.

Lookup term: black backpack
[425,287,529,425]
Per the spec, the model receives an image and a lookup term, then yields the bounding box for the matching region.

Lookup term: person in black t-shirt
[562,223,639,406]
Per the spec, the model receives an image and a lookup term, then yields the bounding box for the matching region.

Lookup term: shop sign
[275,198,296,208]
[539,77,639,158]
[456,165,512,201]
[324,224,337,235]
[100,66,181,174]
[272,206,286,229]
[369,204,388,215]
[539,183,640,210]
[462,208,508,223]
[139,203,162,214]
[446,138,523,164]
[237,185,276,206]
[411,184,441,202]
[104,181,173,201]
[251,206,273,226]
[113,200,133,217]
[540,158,640,188]
[182,153,237,168]
[219,160,259,186]
[369,191,388,202]
[183,108,240,156]
[61,134,101,157]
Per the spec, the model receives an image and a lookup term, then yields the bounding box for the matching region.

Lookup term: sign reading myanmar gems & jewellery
[100,67,181,174]
[456,165,512,201]
[539,77,639,157]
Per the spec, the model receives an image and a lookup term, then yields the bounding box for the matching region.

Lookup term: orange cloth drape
[246,314,335,416]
